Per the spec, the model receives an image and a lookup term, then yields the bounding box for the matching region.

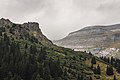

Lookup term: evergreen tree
[12,75,21,80]
[35,74,43,80]
[64,68,67,77]
[91,57,96,64]
[89,52,92,55]
[91,64,93,70]
[38,64,44,78]
[57,58,60,66]
[73,56,76,60]
[3,33,10,45]
[97,64,101,75]
[49,58,63,78]
[106,66,114,75]
[103,56,107,62]
[0,30,2,36]
[77,73,81,80]
[113,75,117,80]
[44,65,51,80]
[114,59,118,68]
[31,72,37,80]
[111,56,114,65]
[25,43,28,49]
[89,76,92,80]
[93,67,97,74]
[77,73,84,80]
[107,57,110,63]
[100,56,103,60]
[80,75,83,80]
[38,47,47,63]
[30,36,38,43]
[69,63,72,68]
[30,45,37,54]
[116,63,120,73]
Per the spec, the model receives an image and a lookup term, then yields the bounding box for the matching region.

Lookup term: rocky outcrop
[0,18,52,45]
[54,24,120,58]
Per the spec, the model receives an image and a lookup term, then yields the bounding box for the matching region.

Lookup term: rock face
[0,18,52,45]
[54,24,120,58]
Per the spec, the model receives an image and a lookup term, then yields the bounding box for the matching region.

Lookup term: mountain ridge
[0,18,52,45]
[54,23,120,58]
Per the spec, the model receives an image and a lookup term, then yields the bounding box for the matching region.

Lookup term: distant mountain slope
[54,24,120,58]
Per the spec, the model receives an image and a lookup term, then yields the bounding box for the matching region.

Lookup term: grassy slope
[14,38,94,80]
[3,33,120,80]
[85,57,120,80]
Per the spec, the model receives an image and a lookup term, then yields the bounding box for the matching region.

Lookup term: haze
[0,0,120,40]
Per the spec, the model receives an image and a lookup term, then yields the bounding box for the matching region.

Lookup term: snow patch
[97,48,119,57]
[111,29,120,32]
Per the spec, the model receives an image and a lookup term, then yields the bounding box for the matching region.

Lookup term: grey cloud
[0,0,120,40]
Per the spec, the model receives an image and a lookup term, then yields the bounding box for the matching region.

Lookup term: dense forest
[0,32,91,80]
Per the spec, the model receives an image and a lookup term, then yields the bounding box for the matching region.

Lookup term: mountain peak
[0,18,11,22]
[0,18,52,45]
[22,22,40,32]
[0,18,12,27]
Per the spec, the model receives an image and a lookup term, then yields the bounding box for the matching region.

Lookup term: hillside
[1,18,120,80]
[0,18,93,80]
[54,24,120,58]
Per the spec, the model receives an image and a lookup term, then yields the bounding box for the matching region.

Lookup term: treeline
[0,33,89,80]
[0,33,63,80]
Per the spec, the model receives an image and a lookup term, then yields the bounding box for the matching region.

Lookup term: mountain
[1,18,120,80]
[0,18,94,80]
[54,24,120,58]
[0,18,52,45]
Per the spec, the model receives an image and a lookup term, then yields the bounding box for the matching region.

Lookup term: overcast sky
[0,0,120,40]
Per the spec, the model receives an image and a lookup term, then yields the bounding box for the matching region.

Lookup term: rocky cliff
[0,18,52,45]
[54,24,120,58]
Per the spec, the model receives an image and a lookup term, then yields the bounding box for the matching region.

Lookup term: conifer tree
[35,74,43,80]
[93,67,97,74]
[103,56,107,62]
[64,68,67,77]
[44,65,51,80]
[77,73,81,80]
[0,30,2,36]
[113,75,117,80]
[91,64,93,70]
[91,57,96,64]
[107,57,110,63]
[116,63,120,73]
[25,43,28,49]
[97,64,101,75]
[38,64,44,78]
[111,56,114,65]
[114,59,118,68]
[106,65,114,75]
[89,76,92,80]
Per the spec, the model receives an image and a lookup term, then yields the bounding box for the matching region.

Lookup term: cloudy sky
[0,0,120,40]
